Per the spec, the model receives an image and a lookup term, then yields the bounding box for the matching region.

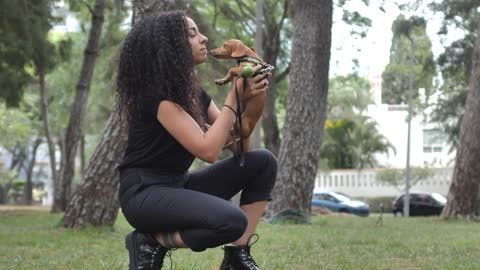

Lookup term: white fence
[315,168,453,197]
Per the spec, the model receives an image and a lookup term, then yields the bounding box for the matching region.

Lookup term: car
[311,191,369,217]
[392,191,447,217]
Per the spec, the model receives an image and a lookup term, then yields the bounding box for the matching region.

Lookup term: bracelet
[223,104,237,117]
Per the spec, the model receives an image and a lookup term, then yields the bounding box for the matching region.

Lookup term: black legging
[118,149,277,252]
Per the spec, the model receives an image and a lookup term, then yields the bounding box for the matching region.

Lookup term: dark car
[311,191,369,217]
[392,191,447,216]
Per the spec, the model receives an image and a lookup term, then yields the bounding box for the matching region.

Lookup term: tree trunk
[261,0,289,156]
[61,0,179,228]
[23,138,42,205]
[262,82,280,156]
[61,112,127,228]
[442,21,480,220]
[251,0,264,149]
[57,0,106,212]
[38,67,60,212]
[266,0,332,219]
[80,134,86,179]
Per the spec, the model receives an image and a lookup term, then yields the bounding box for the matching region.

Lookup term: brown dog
[210,39,273,141]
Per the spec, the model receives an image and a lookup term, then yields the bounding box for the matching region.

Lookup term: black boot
[125,230,172,270]
[219,235,260,270]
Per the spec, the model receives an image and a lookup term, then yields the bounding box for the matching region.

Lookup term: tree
[20,0,73,212]
[321,117,394,169]
[61,0,183,228]
[54,0,106,213]
[381,15,435,105]
[0,0,33,106]
[266,0,332,219]
[326,75,373,120]
[193,0,292,156]
[259,0,290,155]
[0,104,33,203]
[430,3,477,149]
[320,74,394,169]
[440,1,480,220]
[376,166,434,192]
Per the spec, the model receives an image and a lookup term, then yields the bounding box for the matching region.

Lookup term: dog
[210,39,273,143]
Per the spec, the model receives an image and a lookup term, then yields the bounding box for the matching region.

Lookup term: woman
[115,10,277,270]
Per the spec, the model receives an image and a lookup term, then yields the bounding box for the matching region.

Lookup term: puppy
[210,39,273,140]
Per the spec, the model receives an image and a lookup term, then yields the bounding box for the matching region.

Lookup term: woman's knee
[258,149,278,180]
[250,149,278,170]
[216,209,248,242]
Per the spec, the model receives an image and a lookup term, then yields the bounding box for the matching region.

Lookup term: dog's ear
[249,47,256,52]
[231,44,248,58]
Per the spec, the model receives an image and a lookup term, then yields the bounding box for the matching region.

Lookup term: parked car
[392,191,447,216]
[311,191,369,217]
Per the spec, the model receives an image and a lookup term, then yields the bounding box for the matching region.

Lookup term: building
[316,69,455,198]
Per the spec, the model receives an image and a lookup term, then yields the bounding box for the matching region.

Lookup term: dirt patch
[0,205,50,211]
[311,206,333,215]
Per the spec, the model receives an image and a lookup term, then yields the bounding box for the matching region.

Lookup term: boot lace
[241,234,260,268]
[150,246,174,270]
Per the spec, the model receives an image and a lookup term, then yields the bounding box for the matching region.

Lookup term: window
[423,129,446,153]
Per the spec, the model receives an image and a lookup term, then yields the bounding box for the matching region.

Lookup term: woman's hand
[243,65,271,102]
[230,65,271,103]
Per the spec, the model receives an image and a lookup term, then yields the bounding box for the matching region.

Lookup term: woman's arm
[206,101,252,152]
[157,67,268,163]
[157,87,237,163]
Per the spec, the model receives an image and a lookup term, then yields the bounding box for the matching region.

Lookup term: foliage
[0,103,34,151]
[429,1,479,149]
[381,15,435,105]
[0,0,48,106]
[2,210,480,269]
[321,117,395,169]
[0,170,19,185]
[327,74,372,120]
[335,0,374,38]
[376,166,435,191]
[0,170,23,204]
[191,0,292,107]
[321,75,394,169]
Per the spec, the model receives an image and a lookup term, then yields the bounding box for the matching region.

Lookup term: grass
[1,209,480,270]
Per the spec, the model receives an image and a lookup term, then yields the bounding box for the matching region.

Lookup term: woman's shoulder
[137,94,167,120]
[199,88,211,105]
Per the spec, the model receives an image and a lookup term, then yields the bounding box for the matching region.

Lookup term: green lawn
[0,209,479,270]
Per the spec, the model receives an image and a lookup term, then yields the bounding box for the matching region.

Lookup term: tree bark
[80,134,86,179]
[38,67,61,212]
[61,0,179,228]
[251,0,264,149]
[57,0,106,212]
[23,138,42,205]
[442,21,480,220]
[261,0,289,156]
[266,0,332,219]
[61,112,127,228]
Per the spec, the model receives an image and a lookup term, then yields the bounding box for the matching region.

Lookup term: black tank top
[118,90,212,174]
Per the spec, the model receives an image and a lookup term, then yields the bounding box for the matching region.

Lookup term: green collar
[239,56,264,65]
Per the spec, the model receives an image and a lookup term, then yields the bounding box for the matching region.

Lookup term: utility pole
[404,36,416,217]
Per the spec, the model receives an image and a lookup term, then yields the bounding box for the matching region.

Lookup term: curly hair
[115,10,205,129]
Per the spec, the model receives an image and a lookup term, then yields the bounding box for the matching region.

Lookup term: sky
[329,0,465,78]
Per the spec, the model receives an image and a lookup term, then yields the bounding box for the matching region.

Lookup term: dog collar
[238,56,264,65]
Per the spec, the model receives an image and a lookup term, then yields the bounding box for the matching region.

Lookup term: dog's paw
[215,79,229,85]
